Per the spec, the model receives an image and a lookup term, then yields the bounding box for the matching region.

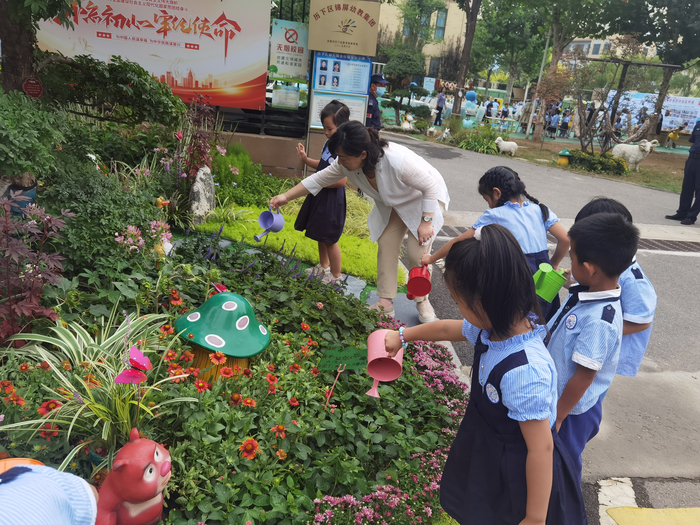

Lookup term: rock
[189,166,216,225]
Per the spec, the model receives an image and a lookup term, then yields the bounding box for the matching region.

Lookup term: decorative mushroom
[174,292,271,381]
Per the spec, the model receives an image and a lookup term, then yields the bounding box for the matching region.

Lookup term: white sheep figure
[439,128,452,142]
[426,126,439,138]
[611,139,659,172]
[495,136,518,156]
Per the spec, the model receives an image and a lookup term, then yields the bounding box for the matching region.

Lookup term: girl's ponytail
[478,166,549,222]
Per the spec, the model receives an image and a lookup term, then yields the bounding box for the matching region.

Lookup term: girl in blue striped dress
[424,166,570,321]
[384,225,585,525]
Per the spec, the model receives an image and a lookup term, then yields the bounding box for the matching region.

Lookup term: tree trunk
[452,0,482,117]
[484,68,492,101]
[533,102,546,143]
[0,5,36,93]
[646,66,675,142]
[506,61,517,104]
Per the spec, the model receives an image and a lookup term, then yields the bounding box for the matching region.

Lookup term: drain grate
[438,228,700,253]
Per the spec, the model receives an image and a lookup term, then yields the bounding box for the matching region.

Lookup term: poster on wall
[272,85,301,110]
[308,0,380,57]
[607,91,700,130]
[37,0,271,110]
[270,19,309,82]
[310,91,367,129]
[423,77,436,93]
[313,52,371,95]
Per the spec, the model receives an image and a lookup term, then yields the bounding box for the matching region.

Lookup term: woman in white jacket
[270,121,450,323]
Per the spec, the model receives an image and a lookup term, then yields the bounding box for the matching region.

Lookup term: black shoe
[681,217,696,225]
[665,214,685,221]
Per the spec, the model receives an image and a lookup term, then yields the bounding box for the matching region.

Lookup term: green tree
[452,0,484,115]
[398,0,446,49]
[0,0,79,92]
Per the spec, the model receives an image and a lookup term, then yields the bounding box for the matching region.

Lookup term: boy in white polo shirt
[546,213,640,481]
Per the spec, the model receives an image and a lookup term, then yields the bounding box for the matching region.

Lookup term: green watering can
[533,263,567,303]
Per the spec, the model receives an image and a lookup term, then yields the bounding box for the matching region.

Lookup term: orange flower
[160,324,174,335]
[242,398,256,407]
[310,367,319,377]
[169,367,187,382]
[61,360,72,371]
[276,449,288,460]
[79,361,90,369]
[37,400,62,416]
[170,297,183,306]
[84,375,102,389]
[180,350,194,363]
[266,373,278,384]
[301,323,310,331]
[289,364,301,374]
[243,368,252,378]
[219,367,234,379]
[39,423,59,441]
[163,349,179,362]
[209,351,226,365]
[230,393,242,406]
[194,379,211,393]
[4,393,25,406]
[267,364,275,372]
[167,362,181,373]
[184,366,200,378]
[289,397,299,407]
[0,380,13,394]
[38,361,51,372]
[188,333,194,339]
[270,424,287,439]
[18,363,31,373]
[239,438,259,460]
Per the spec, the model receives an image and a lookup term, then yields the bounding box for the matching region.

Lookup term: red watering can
[405,265,431,301]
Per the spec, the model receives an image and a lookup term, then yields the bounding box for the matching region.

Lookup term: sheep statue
[495,137,518,156]
[439,128,452,142]
[611,139,659,172]
[426,126,440,139]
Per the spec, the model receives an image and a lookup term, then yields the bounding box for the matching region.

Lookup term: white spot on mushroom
[236,316,250,330]
[205,334,225,348]
[259,325,268,336]
[187,312,201,322]
[222,301,238,311]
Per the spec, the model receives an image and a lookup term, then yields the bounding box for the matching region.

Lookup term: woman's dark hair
[575,197,633,223]
[444,224,542,339]
[320,100,350,127]
[328,121,388,175]
[478,166,550,222]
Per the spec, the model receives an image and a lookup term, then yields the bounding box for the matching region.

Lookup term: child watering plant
[295,100,350,283]
[384,225,586,524]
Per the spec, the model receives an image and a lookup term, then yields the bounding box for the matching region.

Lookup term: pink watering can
[254,207,285,242]
[406,265,431,301]
[365,329,404,398]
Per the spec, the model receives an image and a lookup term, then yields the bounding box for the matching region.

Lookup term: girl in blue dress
[295,100,350,283]
[385,224,586,525]
[424,166,569,320]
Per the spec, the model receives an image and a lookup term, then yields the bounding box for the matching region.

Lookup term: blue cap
[370,74,389,85]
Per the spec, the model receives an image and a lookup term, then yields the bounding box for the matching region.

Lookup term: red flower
[39,423,59,441]
[270,424,287,439]
[289,397,299,407]
[18,363,31,373]
[169,289,179,297]
[163,349,179,362]
[170,297,183,306]
[188,333,194,339]
[230,393,242,406]
[194,379,211,393]
[180,350,194,363]
[268,385,277,395]
[84,375,102,389]
[160,324,174,335]
[276,449,287,460]
[242,398,256,407]
[243,368,252,378]
[324,389,335,400]
[4,393,25,406]
[62,360,72,371]
[92,468,108,486]
[300,346,311,357]
[184,367,200,378]
[284,340,291,346]
[239,438,259,460]
[220,367,234,379]
[266,373,278,384]
[0,380,13,394]
[301,323,310,331]
[210,352,226,365]
[167,362,180,373]
[38,361,51,372]
[310,367,320,377]
[0,452,10,460]
[289,363,301,374]
[267,364,275,372]
[175,131,183,141]
[37,400,62,416]
[169,367,187,382]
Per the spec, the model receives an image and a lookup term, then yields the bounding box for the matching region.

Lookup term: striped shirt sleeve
[461,319,482,346]
[572,316,620,371]
[501,362,556,423]
[544,206,560,231]
[620,274,657,324]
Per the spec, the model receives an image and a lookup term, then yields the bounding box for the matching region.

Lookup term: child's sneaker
[304,264,330,278]
[322,272,344,285]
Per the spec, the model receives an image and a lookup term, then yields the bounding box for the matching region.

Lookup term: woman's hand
[384,331,403,358]
[296,143,307,163]
[269,194,288,211]
[417,221,434,245]
[420,253,433,267]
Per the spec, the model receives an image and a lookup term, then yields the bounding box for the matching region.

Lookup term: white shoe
[305,264,330,277]
[416,300,438,324]
[322,273,343,285]
[368,301,395,318]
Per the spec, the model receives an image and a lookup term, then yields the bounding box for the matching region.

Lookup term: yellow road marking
[608,507,700,524]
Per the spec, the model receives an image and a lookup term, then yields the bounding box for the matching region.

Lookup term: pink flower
[175,131,183,141]
[316,302,324,310]
[216,145,226,156]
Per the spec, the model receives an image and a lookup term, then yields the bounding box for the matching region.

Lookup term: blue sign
[313,51,372,96]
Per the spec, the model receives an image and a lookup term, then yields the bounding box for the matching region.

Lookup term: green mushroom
[174,292,270,358]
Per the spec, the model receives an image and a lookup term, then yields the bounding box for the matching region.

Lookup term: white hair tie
[473,226,483,241]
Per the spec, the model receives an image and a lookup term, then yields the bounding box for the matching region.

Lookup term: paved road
[384,132,700,523]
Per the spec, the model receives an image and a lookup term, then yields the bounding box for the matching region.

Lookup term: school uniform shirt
[301,142,450,242]
[617,258,657,376]
[546,285,623,415]
[463,319,558,427]
[0,465,97,525]
[550,114,560,128]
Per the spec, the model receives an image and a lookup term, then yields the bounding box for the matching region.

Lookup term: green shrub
[570,149,628,175]
[216,162,293,208]
[414,118,429,133]
[211,142,255,189]
[454,122,506,155]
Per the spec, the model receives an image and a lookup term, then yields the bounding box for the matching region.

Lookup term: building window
[434,9,447,39]
[429,57,440,78]
[603,42,612,52]
[592,43,601,55]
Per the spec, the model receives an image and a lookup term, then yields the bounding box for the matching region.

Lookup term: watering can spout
[254,230,270,243]
[366,378,381,398]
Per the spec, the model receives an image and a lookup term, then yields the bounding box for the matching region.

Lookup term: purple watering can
[254,207,285,242]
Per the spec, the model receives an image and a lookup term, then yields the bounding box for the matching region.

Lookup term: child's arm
[518,419,554,525]
[555,364,596,431]
[296,143,320,169]
[384,320,466,357]
[622,320,652,335]
[548,222,570,270]
[421,228,476,266]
